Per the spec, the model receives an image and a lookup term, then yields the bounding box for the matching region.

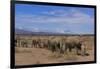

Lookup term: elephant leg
[69,48,72,52]
[60,48,64,54]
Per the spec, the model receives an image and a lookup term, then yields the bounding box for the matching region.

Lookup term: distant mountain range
[15,28,67,35]
[15,28,94,36]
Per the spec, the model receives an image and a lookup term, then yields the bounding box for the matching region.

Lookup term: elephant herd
[15,36,88,56]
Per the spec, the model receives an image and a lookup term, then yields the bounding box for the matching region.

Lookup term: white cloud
[55,28,65,33]
[43,10,69,16]
[16,9,94,24]
[32,27,39,32]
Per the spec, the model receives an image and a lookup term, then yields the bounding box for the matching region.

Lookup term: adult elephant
[49,41,58,53]
[15,36,21,47]
[48,41,62,53]
[64,41,87,56]
[32,40,38,48]
[21,39,28,48]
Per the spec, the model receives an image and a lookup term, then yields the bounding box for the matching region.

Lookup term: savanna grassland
[15,35,95,65]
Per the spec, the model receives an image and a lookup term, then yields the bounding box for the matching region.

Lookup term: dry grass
[64,51,78,61]
[15,47,32,53]
[15,35,95,65]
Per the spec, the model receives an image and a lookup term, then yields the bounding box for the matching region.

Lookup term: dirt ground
[15,46,94,65]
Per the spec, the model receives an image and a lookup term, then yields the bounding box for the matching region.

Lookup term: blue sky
[15,4,94,34]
